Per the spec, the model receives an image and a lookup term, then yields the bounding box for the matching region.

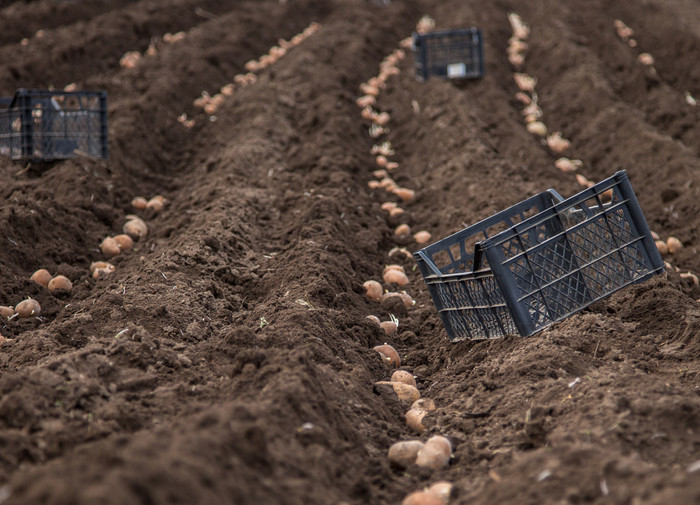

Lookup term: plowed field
[1,1,699,504]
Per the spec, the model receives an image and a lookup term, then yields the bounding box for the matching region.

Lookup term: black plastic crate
[0,89,108,161]
[412,28,484,81]
[414,171,664,341]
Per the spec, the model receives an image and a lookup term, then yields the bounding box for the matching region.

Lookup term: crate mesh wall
[415,172,663,341]
[0,90,107,161]
[414,28,484,81]
[424,274,518,340]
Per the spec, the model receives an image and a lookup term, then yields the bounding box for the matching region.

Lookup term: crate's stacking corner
[415,171,664,341]
[0,89,108,161]
[412,28,484,81]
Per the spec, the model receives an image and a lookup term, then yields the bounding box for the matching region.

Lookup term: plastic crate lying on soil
[0,89,108,161]
[412,28,484,81]
[414,171,664,341]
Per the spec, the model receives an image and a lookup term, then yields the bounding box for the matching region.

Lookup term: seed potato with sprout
[0,306,15,320]
[391,370,416,387]
[373,342,400,367]
[15,298,41,318]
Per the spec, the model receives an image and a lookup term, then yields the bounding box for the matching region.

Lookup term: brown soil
[0,0,698,504]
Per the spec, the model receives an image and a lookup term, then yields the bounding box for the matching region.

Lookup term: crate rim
[0,89,107,108]
[413,27,482,41]
[414,170,635,278]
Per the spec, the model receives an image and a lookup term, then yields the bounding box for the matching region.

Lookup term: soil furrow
[0,0,140,47]
[0,1,699,504]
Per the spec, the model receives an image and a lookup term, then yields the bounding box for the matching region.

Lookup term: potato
[123,215,148,240]
[655,240,668,255]
[15,298,41,318]
[375,112,391,126]
[391,370,417,387]
[0,306,15,320]
[380,320,398,336]
[413,231,432,245]
[146,196,164,212]
[379,177,397,191]
[374,170,390,180]
[637,52,654,65]
[546,132,570,153]
[113,234,134,252]
[381,291,401,302]
[89,261,113,274]
[48,275,72,292]
[667,236,682,254]
[373,343,400,367]
[399,292,415,308]
[389,207,405,217]
[415,443,450,470]
[365,315,381,326]
[93,267,114,279]
[356,95,376,108]
[384,269,409,286]
[388,440,424,468]
[91,261,115,279]
[383,264,405,275]
[405,408,428,433]
[131,196,148,210]
[381,202,397,211]
[514,91,531,105]
[526,121,548,137]
[425,435,452,458]
[680,272,699,286]
[402,491,443,505]
[415,435,453,470]
[395,224,412,239]
[411,398,436,411]
[30,268,52,288]
[100,237,121,257]
[363,280,383,302]
[375,381,420,403]
[513,73,536,92]
[575,174,593,188]
[427,481,453,503]
[554,157,580,173]
[220,83,234,96]
[393,188,415,203]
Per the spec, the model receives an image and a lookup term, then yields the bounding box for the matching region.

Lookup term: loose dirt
[0,1,698,504]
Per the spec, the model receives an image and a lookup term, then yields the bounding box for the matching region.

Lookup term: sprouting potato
[391,370,416,387]
[15,298,41,318]
[373,343,400,367]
